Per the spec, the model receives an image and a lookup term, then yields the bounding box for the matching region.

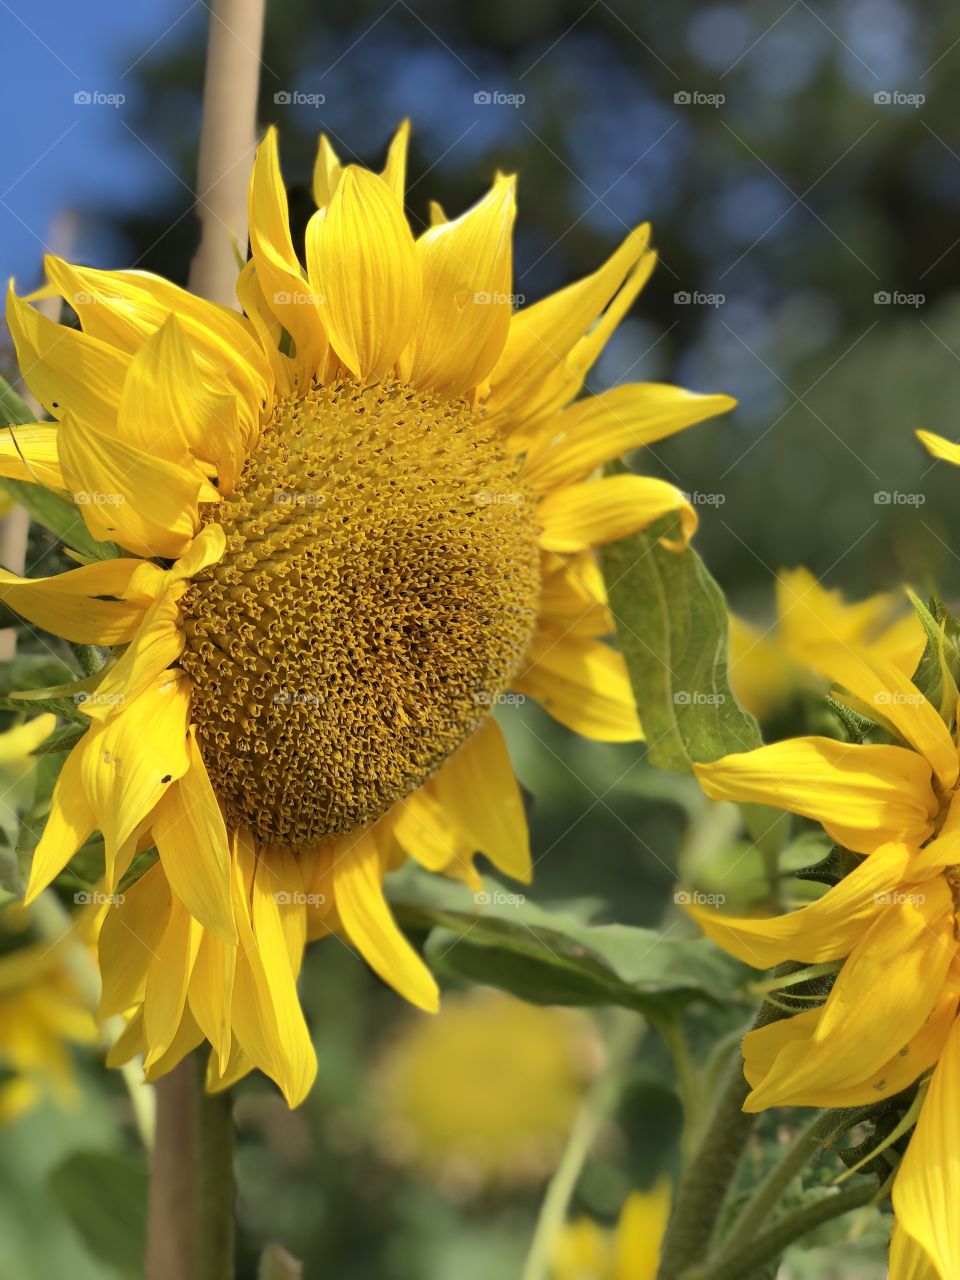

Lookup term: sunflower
[0,124,734,1107]
[374,988,599,1193]
[551,1182,671,1280]
[687,638,960,1277]
[728,566,925,721]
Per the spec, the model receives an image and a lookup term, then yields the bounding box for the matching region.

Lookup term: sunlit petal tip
[917,428,960,466]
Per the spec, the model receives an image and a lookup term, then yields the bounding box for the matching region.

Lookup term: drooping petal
[889,1223,940,1280]
[522,384,736,493]
[429,718,531,883]
[98,862,172,1017]
[0,423,64,489]
[78,591,185,720]
[188,929,236,1074]
[305,166,420,382]
[918,428,960,468]
[57,410,214,558]
[538,475,697,553]
[537,553,612,638]
[687,841,914,968]
[893,1014,960,1279]
[513,629,642,742]
[23,742,95,902]
[332,826,439,1012]
[142,895,202,1067]
[78,669,192,873]
[694,738,938,854]
[151,729,236,942]
[0,557,159,644]
[404,175,516,396]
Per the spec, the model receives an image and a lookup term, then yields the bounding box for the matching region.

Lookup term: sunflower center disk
[180,380,541,850]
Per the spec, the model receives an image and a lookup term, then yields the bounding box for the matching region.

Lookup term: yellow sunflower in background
[552,1182,670,1280]
[374,988,599,1192]
[0,123,734,1106]
[728,566,925,721]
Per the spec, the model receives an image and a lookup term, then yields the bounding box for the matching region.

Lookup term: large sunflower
[0,124,734,1105]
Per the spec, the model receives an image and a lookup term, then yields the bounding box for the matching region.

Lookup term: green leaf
[0,654,93,719]
[601,508,762,773]
[390,867,744,1016]
[48,1150,148,1279]
[0,372,117,560]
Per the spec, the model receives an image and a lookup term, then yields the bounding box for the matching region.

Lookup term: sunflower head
[0,123,735,1106]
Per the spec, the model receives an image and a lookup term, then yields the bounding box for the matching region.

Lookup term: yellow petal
[687,841,913,968]
[249,127,327,384]
[616,1182,671,1280]
[78,591,184,721]
[0,556,157,645]
[917,428,960,467]
[430,718,531,883]
[405,175,516,396]
[0,423,64,489]
[381,119,411,203]
[893,1014,960,1278]
[305,166,420,382]
[78,669,191,872]
[744,994,957,1111]
[802,642,958,791]
[312,133,343,207]
[152,729,236,942]
[143,895,202,1067]
[513,629,642,742]
[538,474,697,553]
[116,315,245,492]
[694,738,938,854]
[485,224,650,429]
[142,1006,205,1082]
[57,410,211,558]
[889,1223,940,1280]
[333,826,439,1012]
[392,786,467,876]
[0,712,56,762]
[537,552,612,638]
[23,741,95,902]
[746,882,954,1109]
[188,930,236,1074]
[44,255,270,412]
[6,284,127,428]
[523,384,736,493]
[98,862,172,1017]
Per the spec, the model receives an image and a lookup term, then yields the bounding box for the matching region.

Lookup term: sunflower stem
[681,1182,877,1280]
[146,1060,201,1280]
[198,1064,236,1280]
[656,997,785,1279]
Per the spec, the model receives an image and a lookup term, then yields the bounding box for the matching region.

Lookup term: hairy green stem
[198,1070,236,1280]
[682,1182,876,1280]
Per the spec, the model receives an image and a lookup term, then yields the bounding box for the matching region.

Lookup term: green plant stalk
[657,998,784,1279]
[719,1107,865,1258]
[682,1182,877,1280]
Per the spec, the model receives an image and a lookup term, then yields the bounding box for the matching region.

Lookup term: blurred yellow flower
[728,567,924,720]
[552,1182,671,1280]
[0,123,735,1106]
[374,989,599,1193]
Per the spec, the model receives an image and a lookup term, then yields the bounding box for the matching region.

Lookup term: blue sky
[0,0,200,289]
